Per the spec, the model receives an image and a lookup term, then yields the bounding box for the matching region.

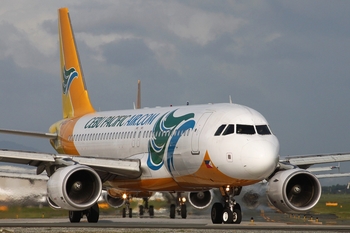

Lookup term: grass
[312,193,350,219]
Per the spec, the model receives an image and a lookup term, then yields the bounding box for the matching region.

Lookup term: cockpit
[214,124,272,136]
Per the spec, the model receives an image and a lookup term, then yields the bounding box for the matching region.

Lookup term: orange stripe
[108,151,259,191]
[50,118,79,155]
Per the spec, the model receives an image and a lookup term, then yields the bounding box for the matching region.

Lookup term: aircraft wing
[0,149,141,179]
[0,171,49,180]
[315,173,350,179]
[280,152,350,169]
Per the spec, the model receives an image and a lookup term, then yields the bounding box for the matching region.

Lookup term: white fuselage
[61,103,279,191]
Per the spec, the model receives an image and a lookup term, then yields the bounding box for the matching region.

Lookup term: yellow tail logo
[58,8,95,119]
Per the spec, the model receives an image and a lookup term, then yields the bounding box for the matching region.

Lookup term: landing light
[122,193,127,199]
[225,185,230,192]
[182,197,186,203]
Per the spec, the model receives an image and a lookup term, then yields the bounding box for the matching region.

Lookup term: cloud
[0,1,349,186]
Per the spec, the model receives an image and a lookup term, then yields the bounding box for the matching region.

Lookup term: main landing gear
[69,202,99,223]
[138,197,155,218]
[211,186,242,224]
[169,192,187,219]
[122,196,154,218]
[122,197,133,218]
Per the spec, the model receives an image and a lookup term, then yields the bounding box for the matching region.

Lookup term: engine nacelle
[267,168,321,213]
[47,165,102,211]
[102,191,125,208]
[188,190,213,209]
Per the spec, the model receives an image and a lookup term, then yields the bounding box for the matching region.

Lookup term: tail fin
[58,8,95,118]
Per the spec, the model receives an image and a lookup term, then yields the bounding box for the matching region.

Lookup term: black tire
[139,205,144,217]
[149,205,154,218]
[222,208,233,224]
[234,203,241,211]
[69,210,82,223]
[170,204,176,219]
[211,203,223,224]
[129,208,133,218]
[86,203,99,223]
[232,208,242,224]
[181,204,187,219]
[122,208,126,218]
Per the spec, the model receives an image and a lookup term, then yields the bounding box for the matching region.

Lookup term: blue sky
[0,1,349,185]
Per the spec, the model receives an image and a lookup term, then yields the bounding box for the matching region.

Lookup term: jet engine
[267,168,321,213]
[188,190,213,209]
[103,192,125,208]
[102,190,125,208]
[103,189,153,208]
[47,165,102,211]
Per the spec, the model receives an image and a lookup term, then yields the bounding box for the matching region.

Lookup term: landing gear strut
[211,186,242,224]
[169,192,187,219]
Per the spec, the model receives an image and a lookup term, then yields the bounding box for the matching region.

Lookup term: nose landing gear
[211,186,242,224]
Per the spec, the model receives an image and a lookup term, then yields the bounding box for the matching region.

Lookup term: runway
[0,217,349,232]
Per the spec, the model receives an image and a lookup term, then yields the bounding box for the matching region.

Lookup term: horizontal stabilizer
[0,128,57,139]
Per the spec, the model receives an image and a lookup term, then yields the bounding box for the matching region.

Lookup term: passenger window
[256,125,271,135]
[214,124,227,136]
[222,124,235,135]
[236,124,255,135]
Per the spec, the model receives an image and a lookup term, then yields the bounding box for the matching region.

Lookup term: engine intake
[47,165,102,211]
[188,190,213,209]
[267,168,321,213]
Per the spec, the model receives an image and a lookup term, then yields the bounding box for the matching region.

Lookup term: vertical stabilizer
[58,8,95,118]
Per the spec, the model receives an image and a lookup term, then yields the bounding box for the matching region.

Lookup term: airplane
[1,7,350,224]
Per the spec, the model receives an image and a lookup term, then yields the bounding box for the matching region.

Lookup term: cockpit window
[222,124,235,135]
[214,124,226,136]
[236,124,255,135]
[256,125,271,135]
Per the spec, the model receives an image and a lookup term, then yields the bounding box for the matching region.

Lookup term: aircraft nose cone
[241,140,279,179]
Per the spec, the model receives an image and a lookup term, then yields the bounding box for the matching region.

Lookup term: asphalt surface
[0,216,349,233]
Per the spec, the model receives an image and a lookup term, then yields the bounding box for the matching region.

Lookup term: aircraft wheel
[211,202,223,224]
[170,204,176,219]
[139,205,144,217]
[222,208,233,224]
[122,208,126,218]
[86,203,99,223]
[69,210,82,223]
[149,205,154,218]
[232,207,242,224]
[129,208,133,218]
[181,204,187,219]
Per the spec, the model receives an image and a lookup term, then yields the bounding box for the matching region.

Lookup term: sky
[0,1,349,185]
